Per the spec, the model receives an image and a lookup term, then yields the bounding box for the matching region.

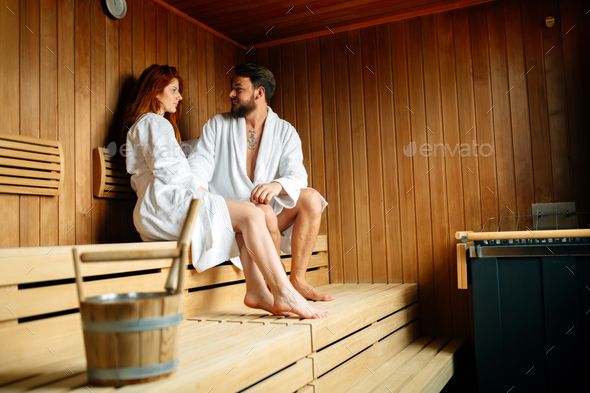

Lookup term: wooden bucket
[79,291,182,386]
[71,199,201,386]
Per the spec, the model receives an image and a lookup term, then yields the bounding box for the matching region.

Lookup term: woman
[124,64,325,319]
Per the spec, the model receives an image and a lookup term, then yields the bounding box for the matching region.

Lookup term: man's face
[229,76,257,117]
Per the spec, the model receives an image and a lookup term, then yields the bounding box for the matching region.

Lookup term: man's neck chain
[247,130,258,150]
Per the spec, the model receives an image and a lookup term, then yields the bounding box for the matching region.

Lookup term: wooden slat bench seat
[0,233,462,392]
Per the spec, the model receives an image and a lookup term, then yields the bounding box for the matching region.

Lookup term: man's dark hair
[235,63,276,104]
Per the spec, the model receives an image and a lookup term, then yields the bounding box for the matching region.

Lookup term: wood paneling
[249,0,590,335]
[164,0,493,45]
[0,0,243,247]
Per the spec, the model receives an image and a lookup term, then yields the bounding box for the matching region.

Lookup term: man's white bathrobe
[126,113,240,272]
[188,107,327,256]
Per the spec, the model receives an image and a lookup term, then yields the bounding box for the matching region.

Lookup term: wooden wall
[0,0,243,247]
[248,0,590,336]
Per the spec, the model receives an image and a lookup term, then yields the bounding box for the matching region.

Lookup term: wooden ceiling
[163,0,494,46]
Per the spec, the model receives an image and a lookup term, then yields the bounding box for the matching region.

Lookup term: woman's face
[156,78,182,114]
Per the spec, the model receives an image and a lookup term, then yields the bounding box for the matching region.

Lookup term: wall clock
[104,0,127,20]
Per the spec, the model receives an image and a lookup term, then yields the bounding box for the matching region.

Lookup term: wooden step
[3,284,455,392]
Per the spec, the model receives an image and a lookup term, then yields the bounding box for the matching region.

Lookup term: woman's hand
[250,182,283,204]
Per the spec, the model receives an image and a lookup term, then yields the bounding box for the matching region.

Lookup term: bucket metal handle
[72,199,201,301]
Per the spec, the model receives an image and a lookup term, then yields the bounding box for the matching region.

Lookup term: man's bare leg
[225,199,327,318]
[277,189,334,301]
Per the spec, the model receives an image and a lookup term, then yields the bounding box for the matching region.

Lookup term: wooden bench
[0,226,461,391]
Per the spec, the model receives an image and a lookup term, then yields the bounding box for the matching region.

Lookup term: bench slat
[0,139,60,155]
[0,166,61,180]
[0,235,327,286]
[0,133,60,148]
[303,284,417,350]
[0,147,61,163]
[399,338,464,393]
[311,322,421,392]
[0,271,168,322]
[0,175,60,188]
[379,337,451,392]
[244,358,314,393]
[311,303,419,376]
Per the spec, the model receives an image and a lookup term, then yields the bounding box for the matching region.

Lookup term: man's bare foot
[244,292,297,317]
[291,277,335,301]
[272,286,328,319]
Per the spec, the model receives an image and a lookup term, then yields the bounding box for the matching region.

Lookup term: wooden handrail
[455,229,590,242]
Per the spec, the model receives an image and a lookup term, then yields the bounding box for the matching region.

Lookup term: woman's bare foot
[272,286,328,319]
[291,277,335,301]
[244,292,298,317]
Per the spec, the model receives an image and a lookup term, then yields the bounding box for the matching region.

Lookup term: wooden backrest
[0,133,64,196]
[92,146,134,199]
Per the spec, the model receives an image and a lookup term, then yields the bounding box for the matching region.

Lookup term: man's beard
[230,95,256,117]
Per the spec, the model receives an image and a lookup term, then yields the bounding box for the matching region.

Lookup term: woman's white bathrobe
[188,107,327,255]
[126,113,240,272]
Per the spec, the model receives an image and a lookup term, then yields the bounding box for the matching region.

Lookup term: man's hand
[250,182,283,204]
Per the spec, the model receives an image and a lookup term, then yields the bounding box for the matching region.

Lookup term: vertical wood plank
[407,18,435,333]
[293,41,312,184]
[74,0,92,244]
[0,0,20,247]
[307,38,328,235]
[213,37,231,115]
[105,11,121,243]
[167,11,178,67]
[144,0,156,66]
[522,1,553,204]
[361,27,387,283]
[541,0,571,202]
[454,9,482,234]
[20,0,40,247]
[391,21,418,284]
[205,33,215,118]
[347,29,372,283]
[187,24,199,140]
[280,44,296,126]
[177,17,189,138]
[268,46,283,116]
[422,14,452,336]
[320,35,343,283]
[156,4,167,64]
[119,0,135,242]
[437,12,467,337]
[487,4,517,231]
[90,0,106,243]
[470,7,499,232]
[333,31,357,283]
[132,0,144,78]
[376,23,402,283]
[39,0,59,246]
[504,0,534,230]
[196,27,208,132]
[57,0,75,245]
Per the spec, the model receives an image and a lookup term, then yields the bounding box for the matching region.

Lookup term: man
[189,63,333,302]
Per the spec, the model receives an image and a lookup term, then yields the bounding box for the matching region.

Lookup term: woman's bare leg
[225,199,326,319]
[236,233,274,312]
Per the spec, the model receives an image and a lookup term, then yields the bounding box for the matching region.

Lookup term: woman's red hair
[125,64,184,142]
